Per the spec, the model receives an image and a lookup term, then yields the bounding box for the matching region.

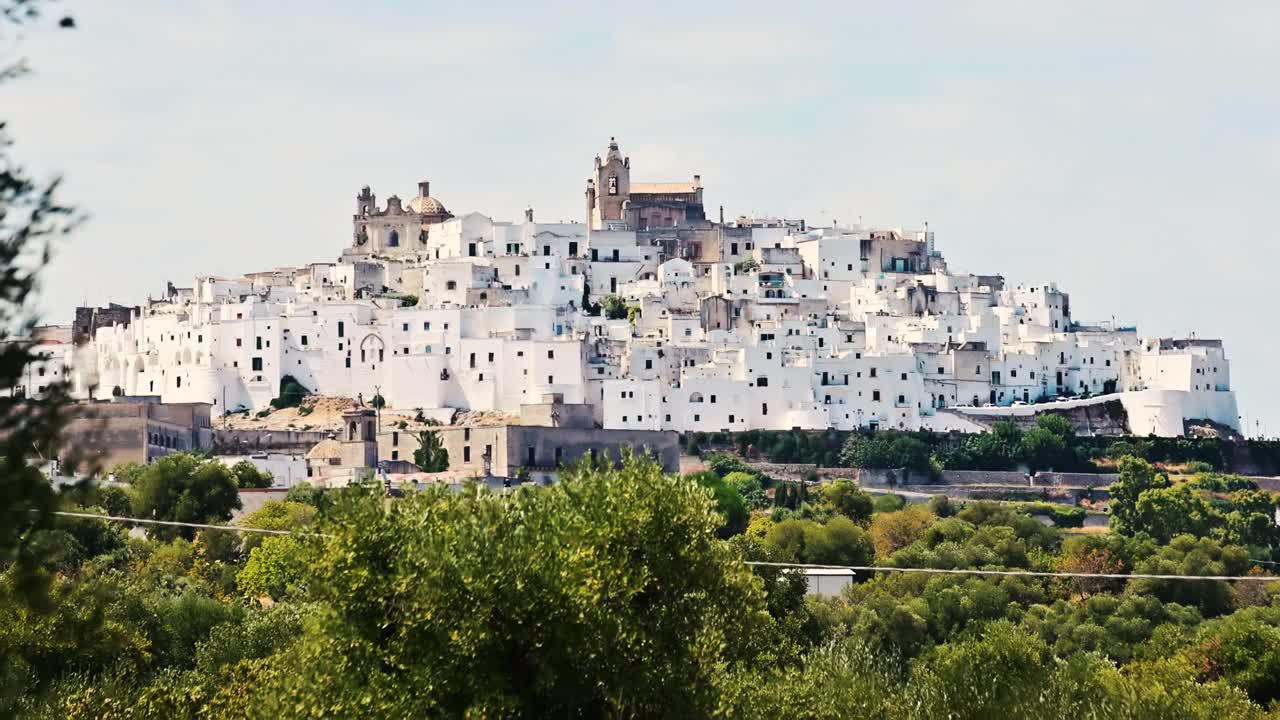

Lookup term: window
[547,375,554,384]
[446,281,457,290]
[463,446,471,462]
[569,241,578,256]
[710,395,716,404]
[757,377,768,387]
[469,353,476,369]
[256,336,263,350]
[527,446,536,465]
[392,431,399,446]
[900,372,907,381]
[424,321,431,330]
[388,229,400,247]
[252,357,263,371]
[547,350,554,359]
[869,367,877,378]
[873,390,881,401]
[612,249,619,261]
[337,321,345,338]
[693,414,700,422]
[236,338,242,347]
[301,335,308,346]
[761,403,768,415]
[729,414,735,423]
[897,394,905,404]
[345,357,351,368]
[645,359,652,370]
[391,450,399,461]
[468,243,477,257]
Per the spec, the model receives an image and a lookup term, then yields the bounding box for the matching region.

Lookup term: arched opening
[348,422,357,441]
[388,229,400,247]
[689,392,704,403]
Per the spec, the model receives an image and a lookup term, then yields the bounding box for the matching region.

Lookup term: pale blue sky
[5,1,1278,434]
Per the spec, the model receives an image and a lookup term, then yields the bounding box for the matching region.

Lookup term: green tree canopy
[132,454,242,540]
[229,460,273,489]
[413,429,450,472]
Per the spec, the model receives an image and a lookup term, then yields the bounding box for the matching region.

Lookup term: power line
[51,512,1280,584]
[52,510,300,536]
[744,560,1280,583]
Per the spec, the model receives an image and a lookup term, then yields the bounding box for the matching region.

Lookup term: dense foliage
[684,424,1280,475]
[4,450,1280,717]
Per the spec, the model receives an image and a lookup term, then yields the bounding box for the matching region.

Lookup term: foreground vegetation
[3,452,1280,718]
[684,419,1280,475]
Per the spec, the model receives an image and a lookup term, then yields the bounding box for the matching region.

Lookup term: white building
[64,140,1239,438]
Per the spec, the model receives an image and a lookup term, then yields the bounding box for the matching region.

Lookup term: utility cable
[743,560,1280,582]
[53,511,1280,583]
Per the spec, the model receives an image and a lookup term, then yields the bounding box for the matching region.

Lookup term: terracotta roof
[630,182,699,194]
[305,438,342,460]
[407,193,448,215]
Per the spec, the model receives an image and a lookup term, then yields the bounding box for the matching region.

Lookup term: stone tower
[586,137,630,230]
[340,408,378,470]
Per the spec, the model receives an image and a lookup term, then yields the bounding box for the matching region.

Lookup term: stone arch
[348,421,357,441]
[689,392,704,403]
[359,334,385,364]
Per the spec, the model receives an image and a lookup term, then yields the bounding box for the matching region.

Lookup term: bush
[869,506,936,559]
[269,375,310,410]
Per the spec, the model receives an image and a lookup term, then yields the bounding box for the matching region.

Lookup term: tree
[869,506,936,559]
[268,375,309,410]
[722,471,767,509]
[602,294,628,320]
[1133,484,1217,544]
[0,0,81,604]
[823,479,874,524]
[248,453,774,717]
[132,454,242,540]
[237,535,308,601]
[1108,456,1171,535]
[690,471,749,538]
[229,459,273,489]
[237,499,316,552]
[1020,427,1067,473]
[840,431,932,476]
[413,429,449,472]
[1129,534,1249,617]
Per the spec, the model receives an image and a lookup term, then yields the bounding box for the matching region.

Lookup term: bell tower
[588,137,630,230]
[340,408,378,469]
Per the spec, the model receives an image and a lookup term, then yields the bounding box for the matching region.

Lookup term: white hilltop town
[20,138,1240,486]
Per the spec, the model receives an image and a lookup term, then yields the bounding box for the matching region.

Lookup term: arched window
[388,229,400,247]
[689,392,704,403]
[479,292,487,301]
[348,422,357,441]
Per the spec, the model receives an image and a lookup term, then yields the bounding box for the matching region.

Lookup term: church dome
[407,180,448,216]
[407,194,447,215]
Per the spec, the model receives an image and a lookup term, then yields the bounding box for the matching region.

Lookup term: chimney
[694,174,701,186]
[418,181,430,196]
[719,205,724,224]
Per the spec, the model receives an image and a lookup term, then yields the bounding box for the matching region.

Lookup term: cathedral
[586,137,706,231]
[349,180,453,257]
